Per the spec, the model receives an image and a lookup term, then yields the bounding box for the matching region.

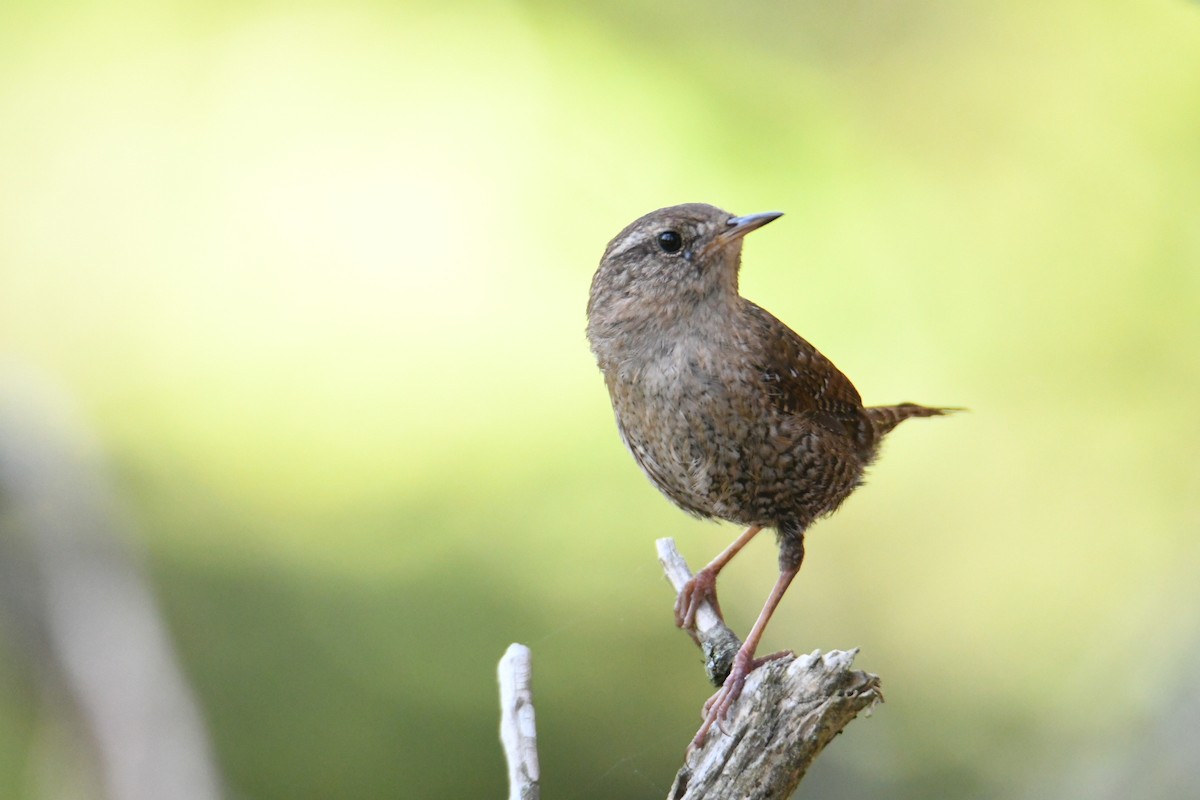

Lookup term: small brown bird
[586,203,952,747]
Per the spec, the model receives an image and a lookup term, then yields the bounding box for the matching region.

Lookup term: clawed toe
[674,568,721,630]
[689,653,752,749]
[752,649,792,669]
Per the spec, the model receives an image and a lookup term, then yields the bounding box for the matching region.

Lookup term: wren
[586,203,953,747]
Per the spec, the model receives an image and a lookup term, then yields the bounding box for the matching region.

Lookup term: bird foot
[674,567,722,630]
[691,649,751,749]
[689,648,793,750]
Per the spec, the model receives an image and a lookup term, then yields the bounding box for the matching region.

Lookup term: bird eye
[657,230,683,254]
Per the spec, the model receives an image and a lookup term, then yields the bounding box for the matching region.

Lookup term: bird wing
[740,303,874,451]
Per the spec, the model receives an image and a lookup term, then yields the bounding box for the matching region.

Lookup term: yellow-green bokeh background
[3,1,1199,797]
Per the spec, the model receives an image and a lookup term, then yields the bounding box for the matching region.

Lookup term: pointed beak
[718,211,784,244]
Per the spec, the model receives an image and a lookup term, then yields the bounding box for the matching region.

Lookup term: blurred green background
[2,0,1199,797]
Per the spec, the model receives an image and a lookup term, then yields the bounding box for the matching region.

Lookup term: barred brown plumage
[586,203,955,748]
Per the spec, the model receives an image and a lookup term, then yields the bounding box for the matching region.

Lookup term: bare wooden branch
[655,537,742,686]
[497,643,539,800]
[494,543,880,799]
[657,538,883,800]
[0,376,225,800]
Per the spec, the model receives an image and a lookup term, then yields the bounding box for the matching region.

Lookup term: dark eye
[657,230,683,254]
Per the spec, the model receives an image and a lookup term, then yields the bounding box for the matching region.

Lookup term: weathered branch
[655,538,742,685]
[496,542,882,800]
[0,376,225,800]
[497,643,539,800]
[657,538,883,800]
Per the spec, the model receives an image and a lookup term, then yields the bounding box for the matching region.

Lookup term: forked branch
[496,541,882,800]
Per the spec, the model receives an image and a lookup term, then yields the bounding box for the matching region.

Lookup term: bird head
[586,203,782,351]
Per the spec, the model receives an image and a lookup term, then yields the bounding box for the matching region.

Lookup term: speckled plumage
[587,203,951,747]
[588,203,944,567]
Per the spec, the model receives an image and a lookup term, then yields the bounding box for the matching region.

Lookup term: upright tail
[866,403,962,437]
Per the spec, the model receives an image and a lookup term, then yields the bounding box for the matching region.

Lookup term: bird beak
[719,211,784,244]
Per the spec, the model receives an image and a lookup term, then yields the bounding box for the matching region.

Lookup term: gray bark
[658,538,882,800]
[496,539,881,800]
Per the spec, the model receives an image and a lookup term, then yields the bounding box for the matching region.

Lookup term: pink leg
[690,563,799,749]
[675,525,765,630]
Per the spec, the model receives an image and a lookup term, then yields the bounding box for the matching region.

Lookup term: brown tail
[866,403,962,437]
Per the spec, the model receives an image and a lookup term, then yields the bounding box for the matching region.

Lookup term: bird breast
[606,333,768,521]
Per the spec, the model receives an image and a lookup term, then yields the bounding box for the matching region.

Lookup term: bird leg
[674,524,764,630]
[690,560,800,749]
